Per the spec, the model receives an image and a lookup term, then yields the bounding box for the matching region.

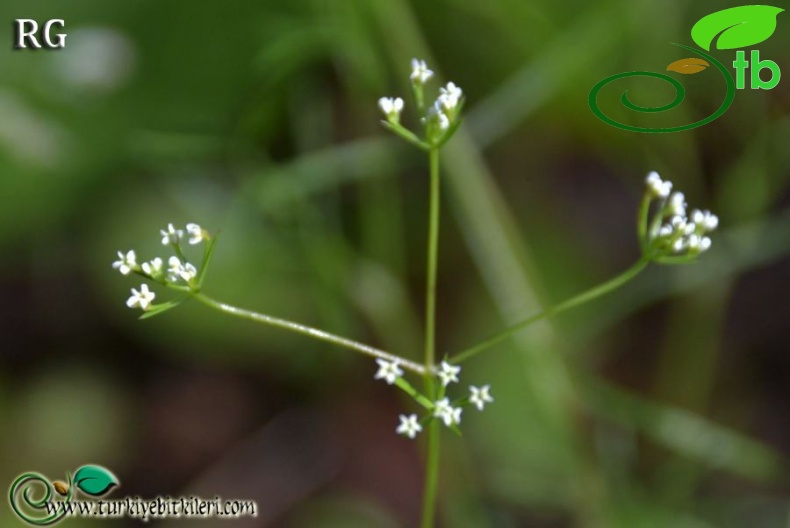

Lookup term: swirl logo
[589,5,784,133]
[8,465,118,526]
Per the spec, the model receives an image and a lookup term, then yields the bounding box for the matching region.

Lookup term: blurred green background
[2,0,790,526]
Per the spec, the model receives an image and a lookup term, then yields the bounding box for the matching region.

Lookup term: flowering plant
[113,59,718,528]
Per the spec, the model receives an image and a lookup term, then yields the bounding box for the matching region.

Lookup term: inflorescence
[641,172,718,264]
[378,58,464,148]
[375,359,493,440]
[112,222,212,314]
[112,57,720,446]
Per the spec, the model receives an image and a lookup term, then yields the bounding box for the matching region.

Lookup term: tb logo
[734,50,780,90]
[589,5,784,133]
[14,19,67,49]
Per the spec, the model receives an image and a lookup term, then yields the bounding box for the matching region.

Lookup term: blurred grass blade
[581,375,786,482]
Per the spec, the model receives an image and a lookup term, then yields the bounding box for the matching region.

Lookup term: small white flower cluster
[161,222,204,246]
[436,81,462,121]
[644,173,718,259]
[378,58,463,144]
[374,359,493,440]
[646,171,672,198]
[112,222,207,311]
[378,97,404,124]
[410,58,433,84]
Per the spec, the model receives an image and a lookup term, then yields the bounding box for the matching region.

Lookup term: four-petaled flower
[666,192,687,217]
[437,361,461,387]
[692,209,718,231]
[186,223,204,245]
[470,385,494,411]
[112,250,137,276]
[141,257,163,278]
[378,97,404,123]
[438,82,463,114]
[160,223,183,245]
[167,256,197,283]
[127,284,155,310]
[374,359,403,385]
[424,105,450,138]
[410,58,433,84]
[434,398,462,427]
[396,414,423,439]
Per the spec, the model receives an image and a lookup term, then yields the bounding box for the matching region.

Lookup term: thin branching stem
[421,146,442,528]
[424,146,441,374]
[451,258,650,364]
[421,419,441,528]
[191,292,426,375]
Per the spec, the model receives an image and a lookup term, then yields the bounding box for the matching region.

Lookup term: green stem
[382,121,430,151]
[421,146,442,528]
[638,193,651,251]
[425,147,441,374]
[191,292,426,375]
[451,258,650,364]
[421,419,441,528]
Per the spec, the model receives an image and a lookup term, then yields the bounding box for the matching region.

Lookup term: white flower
[425,104,450,133]
[438,82,462,112]
[183,263,197,281]
[378,97,404,123]
[434,398,462,427]
[374,359,403,385]
[440,82,462,101]
[126,283,155,310]
[141,257,163,277]
[647,179,718,260]
[396,414,423,439]
[469,385,494,411]
[691,209,718,231]
[666,192,687,217]
[410,58,433,84]
[167,256,197,283]
[687,234,701,250]
[439,113,450,130]
[112,250,137,275]
[160,223,183,245]
[186,223,204,245]
[669,216,695,236]
[645,171,672,198]
[437,361,461,387]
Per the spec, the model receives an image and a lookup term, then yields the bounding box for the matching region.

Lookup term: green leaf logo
[691,5,784,51]
[73,465,119,497]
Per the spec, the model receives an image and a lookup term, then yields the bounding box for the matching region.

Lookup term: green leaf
[691,5,784,51]
[73,465,118,497]
[138,296,187,320]
[197,232,221,287]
